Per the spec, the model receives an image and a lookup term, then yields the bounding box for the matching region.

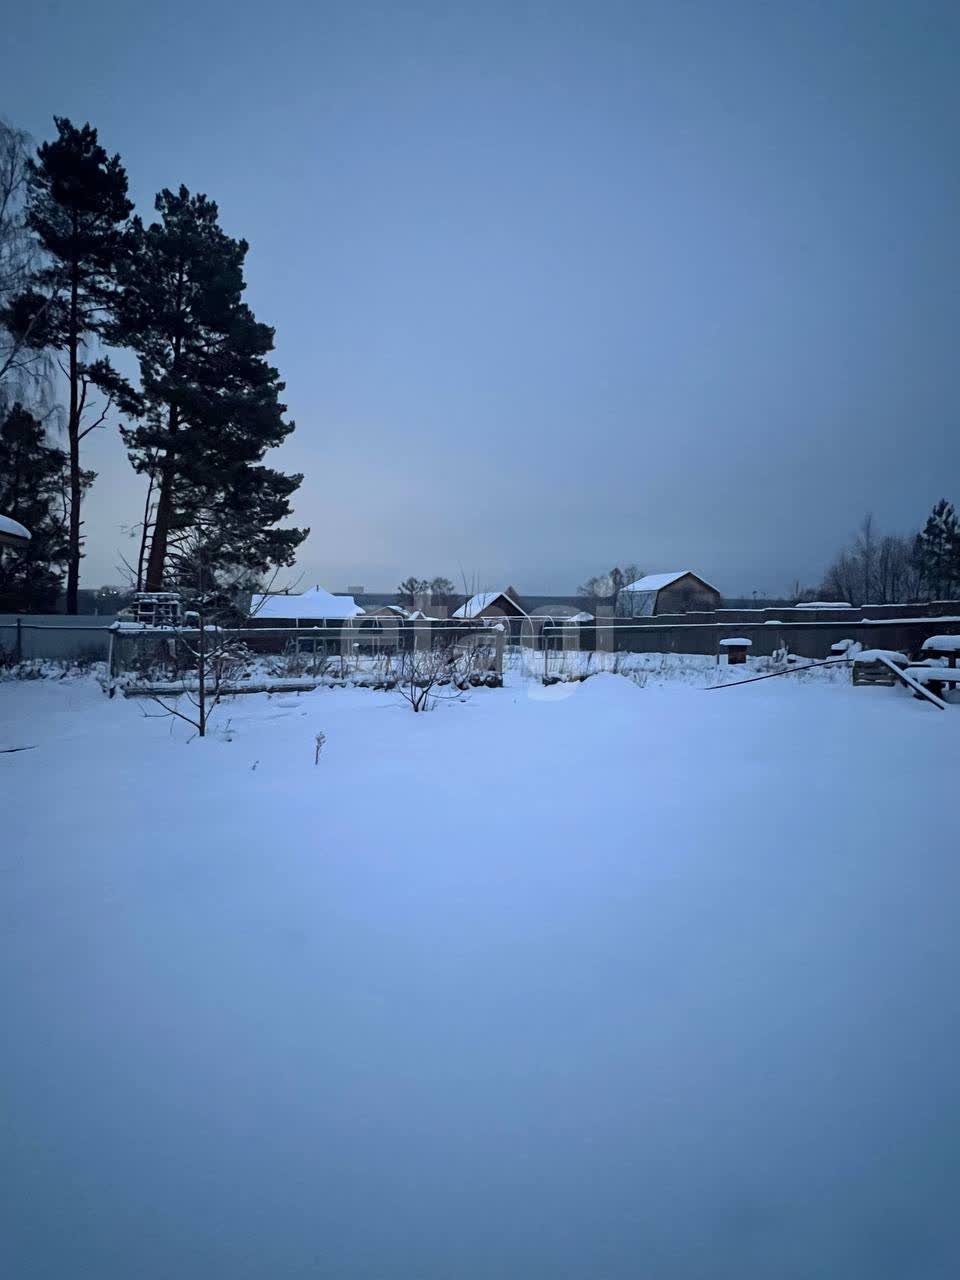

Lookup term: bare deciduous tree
[820,514,922,605]
[393,627,500,712]
[0,119,50,403]
[578,564,642,610]
[137,522,281,737]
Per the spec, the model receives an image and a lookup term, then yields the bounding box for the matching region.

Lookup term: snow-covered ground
[2,667,959,1277]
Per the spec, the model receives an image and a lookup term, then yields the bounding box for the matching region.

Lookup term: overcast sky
[4,0,958,596]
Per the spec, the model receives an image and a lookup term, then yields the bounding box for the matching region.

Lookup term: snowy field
[3,666,960,1278]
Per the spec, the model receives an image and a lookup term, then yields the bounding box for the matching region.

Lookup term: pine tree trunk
[144,286,184,595]
[144,467,173,592]
[197,565,206,738]
[65,265,80,615]
[135,471,154,592]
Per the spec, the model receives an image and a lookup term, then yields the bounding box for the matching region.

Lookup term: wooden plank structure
[852,659,899,686]
[852,650,908,687]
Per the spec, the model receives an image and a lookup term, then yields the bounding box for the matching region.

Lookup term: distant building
[250,586,363,623]
[617,571,721,617]
[452,588,527,621]
[361,603,410,621]
[528,604,586,621]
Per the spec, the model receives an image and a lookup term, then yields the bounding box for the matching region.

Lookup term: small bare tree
[140,564,249,737]
[137,526,275,737]
[394,629,487,712]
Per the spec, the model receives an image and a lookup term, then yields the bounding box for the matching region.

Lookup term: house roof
[529,604,581,618]
[452,591,527,619]
[364,603,409,618]
[623,570,717,595]
[0,513,31,547]
[251,587,363,620]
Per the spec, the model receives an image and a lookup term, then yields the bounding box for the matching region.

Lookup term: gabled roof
[363,603,409,618]
[251,587,363,620]
[452,591,528,619]
[623,570,717,595]
[529,604,581,618]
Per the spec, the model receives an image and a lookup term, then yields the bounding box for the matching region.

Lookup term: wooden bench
[870,656,947,709]
[904,667,960,694]
[919,636,960,670]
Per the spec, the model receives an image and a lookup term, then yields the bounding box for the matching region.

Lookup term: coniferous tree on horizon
[118,185,307,591]
[0,401,93,611]
[7,118,135,613]
[914,499,960,600]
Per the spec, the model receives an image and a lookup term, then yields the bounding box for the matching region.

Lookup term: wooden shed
[617,571,721,617]
[452,588,527,622]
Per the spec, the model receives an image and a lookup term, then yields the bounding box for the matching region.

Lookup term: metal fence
[0,614,118,662]
[3,610,960,667]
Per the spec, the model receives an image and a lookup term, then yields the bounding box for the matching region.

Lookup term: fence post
[15,617,22,663]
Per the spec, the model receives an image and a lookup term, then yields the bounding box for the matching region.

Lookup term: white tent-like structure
[0,514,31,549]
[250,586,363,622]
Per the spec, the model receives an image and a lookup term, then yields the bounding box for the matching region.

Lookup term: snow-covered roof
[921,634,960,652]
[794,601,853,609]
[452,591,526,619]
[529,605,581,618]
[622,570,716,594]
[0,513,31,546]
[363,603,409,618]
[251,587,363,621]
[719,637,752,646]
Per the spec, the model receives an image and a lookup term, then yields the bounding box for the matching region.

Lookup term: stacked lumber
[852,649,908,687]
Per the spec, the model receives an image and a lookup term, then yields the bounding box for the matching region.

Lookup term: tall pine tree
[8,119,134,612]
[0,402,92,611]
[914,499,959,600]
[119,186,306,591]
